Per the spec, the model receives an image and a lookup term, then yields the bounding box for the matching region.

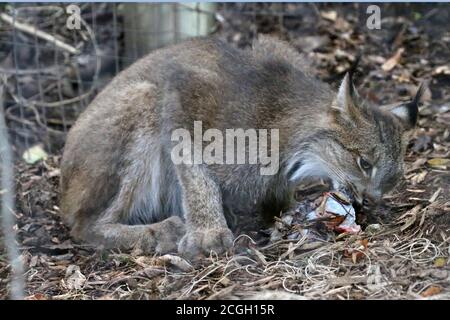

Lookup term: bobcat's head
[288,72,425,212]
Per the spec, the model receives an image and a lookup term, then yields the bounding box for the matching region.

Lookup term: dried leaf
[351,251,366,263]
[25,293,48,300]
[48,168,61,178]
[133,256,155,268]
[65,265,86,290]
[22,145,48,164]
[421,285,441,297]
[360,239,369,250]
[159,254,193,272]
[427,158,450,168]
[400,214,417,231]
[344,239,368,264]
[398,205,422,231]
[434,257,447,268]
[351,252,358,264]
[382,48,405,71]
[433,65,450,75]
[429,188,441,203]
[218,276,231,286]
[365,224,382,235]
[411,171,427,184]
[321,11,337,21]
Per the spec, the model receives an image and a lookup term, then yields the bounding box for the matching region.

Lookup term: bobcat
[60,36,423,259]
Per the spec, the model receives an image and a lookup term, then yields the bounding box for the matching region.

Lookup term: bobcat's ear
[332,72,361,119]
[389,83,425,130]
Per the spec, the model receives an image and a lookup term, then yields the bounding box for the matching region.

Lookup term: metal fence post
[0,79,25,300]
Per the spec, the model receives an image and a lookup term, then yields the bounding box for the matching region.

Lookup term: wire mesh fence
[0,3,213,155]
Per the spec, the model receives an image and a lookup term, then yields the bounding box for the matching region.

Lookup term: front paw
[178,227,234,259]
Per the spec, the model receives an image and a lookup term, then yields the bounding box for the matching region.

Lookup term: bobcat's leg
[161,84,233,258]
[80,180,186,255]
[88,217,185,255]
[176,164,234,259]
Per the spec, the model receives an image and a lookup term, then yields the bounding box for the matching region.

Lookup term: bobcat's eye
[358,157,372,174]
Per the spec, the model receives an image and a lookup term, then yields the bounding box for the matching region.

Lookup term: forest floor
[1,4,449,299]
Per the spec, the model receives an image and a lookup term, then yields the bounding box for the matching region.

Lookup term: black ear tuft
[347,54,361,96]
[412,82,426,109]
[409,82,426,125]
[391,83,426,129]
[348,54,361,78]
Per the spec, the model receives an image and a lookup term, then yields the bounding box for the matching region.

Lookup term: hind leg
[74,176,186,255]
[88,216,186,254]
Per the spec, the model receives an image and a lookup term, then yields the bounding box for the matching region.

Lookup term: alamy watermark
[66,4,81,30]
[366,5,381,30]
[171,121,280,176]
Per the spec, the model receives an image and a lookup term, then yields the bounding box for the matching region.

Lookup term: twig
[0,13,80,55]
[0,66,60,76]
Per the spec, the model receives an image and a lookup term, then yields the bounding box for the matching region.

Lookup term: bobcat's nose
[362,198,371,207]
[361,197,375,212]
[362,191,381,211]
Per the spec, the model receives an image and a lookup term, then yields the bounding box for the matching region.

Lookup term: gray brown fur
[60,36,419,259]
